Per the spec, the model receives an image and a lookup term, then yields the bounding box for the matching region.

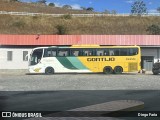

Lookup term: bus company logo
[34,68,41,72]
[2,112,11,117]
[2,112,42,118]
[87,57,115,62]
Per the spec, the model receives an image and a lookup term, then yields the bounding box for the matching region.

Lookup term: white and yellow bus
[28,45,141,74]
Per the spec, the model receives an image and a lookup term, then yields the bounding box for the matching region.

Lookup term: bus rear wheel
[45,67,54,75]
[114,66,123,74]
[103,66,113,74]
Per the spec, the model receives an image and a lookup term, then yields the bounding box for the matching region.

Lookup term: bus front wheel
[45,67,54,75]
[103,66,113,74]
[114,66,123,74]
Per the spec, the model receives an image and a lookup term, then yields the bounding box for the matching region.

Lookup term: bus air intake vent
[128,63,138,71]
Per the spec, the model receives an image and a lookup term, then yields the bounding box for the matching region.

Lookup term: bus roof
[71,45,139,48]
[33,45,140,49]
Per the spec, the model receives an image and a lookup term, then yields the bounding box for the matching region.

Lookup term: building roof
[0,35,160,46]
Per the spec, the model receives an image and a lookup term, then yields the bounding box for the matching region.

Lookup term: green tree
[62,5,72,9]
[86,7,94,11]
[111,10,117,14]
[131,0,147,15]
[61,14,72,19]
[10,0,20,2]
[81,7,86,10]
[48,3,55,7]
[103,9,110,14]
[37,0,46,4]
[157,7,160,13]
[146,24,160,35]
[12,20,26,29]
[55,25,67,35]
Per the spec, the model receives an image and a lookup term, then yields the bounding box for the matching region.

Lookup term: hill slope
[0,1,160,35]
[0,14,159,35]
[0,1,95,14]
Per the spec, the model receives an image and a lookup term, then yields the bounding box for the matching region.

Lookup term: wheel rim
[104,67,112,74]
[115,67,122,74]
[48,68,53,73]
[106,68,111,73]
[46,67,54,74]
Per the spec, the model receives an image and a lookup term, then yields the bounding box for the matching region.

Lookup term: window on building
[23,51,28,61]
[7,51,12,61]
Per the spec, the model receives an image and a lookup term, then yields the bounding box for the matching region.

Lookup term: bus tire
[103,66,113,74]
[152,69,158,75]
[153,72,158,75]
[45,67,54,75]
[114,66,123,74]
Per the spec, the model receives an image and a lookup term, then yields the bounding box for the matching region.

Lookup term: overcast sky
[23,0,160,13]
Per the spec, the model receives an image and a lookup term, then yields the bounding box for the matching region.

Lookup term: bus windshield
[29,49,43,66]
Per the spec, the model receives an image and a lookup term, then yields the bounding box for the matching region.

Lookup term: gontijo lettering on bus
[87,58,115,61]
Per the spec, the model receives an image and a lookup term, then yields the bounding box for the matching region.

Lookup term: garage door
[141,56,154,71]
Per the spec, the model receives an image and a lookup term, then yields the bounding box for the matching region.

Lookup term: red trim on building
[0,35,160,46]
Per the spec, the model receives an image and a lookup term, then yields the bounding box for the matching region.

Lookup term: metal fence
[0,11,160,17]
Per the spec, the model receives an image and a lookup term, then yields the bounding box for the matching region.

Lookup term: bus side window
[103,49,109,56]
[71,50,80,56]
[120,48,128,56]
[109,49,114,56]
[83,49,94,56]
[104,51,109,56]
[72,51,76,56]
[51,50,57,56]
[44,49,52,57]
[58,49,68,57]
[96,49,104,56]
[89,52,92,56]
[78,50,83,56]
[129,48,138,56]
[114,49,120,56]
[83,50,88,56]
[133,48,138,55]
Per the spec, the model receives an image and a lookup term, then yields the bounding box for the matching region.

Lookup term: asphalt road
[1,90,160,120]
[0,73,160,120]
[0,73,160,90]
